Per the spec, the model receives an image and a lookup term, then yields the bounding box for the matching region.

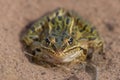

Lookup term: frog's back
[22,8,101,46]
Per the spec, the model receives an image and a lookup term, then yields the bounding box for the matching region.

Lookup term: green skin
[22,8,104,80]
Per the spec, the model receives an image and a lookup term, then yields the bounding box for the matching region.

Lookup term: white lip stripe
[62,50,82,62]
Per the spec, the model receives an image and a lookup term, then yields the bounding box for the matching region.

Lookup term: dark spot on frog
[76,17,82,24]
[47,16,50,22]
[61,38,63,41]
[66,18,70,25]
[90,27,95,33]
[33,38,39,41]
[72,32,74,35]
[58,16,62,20]
[88,37,96,41]
[74,28,77,31]
[62,32,66,35]
[51,18,55,25]
[56,25,60,30]
[80,24,87,32]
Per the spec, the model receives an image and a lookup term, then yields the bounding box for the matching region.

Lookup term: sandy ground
[0,0,120,80]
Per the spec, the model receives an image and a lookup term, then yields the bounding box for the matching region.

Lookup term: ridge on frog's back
[22,8,103,66]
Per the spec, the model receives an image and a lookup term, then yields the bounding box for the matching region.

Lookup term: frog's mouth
[41,45,85,63]
[61,48,83,62]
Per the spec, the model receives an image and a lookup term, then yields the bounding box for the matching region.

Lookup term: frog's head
[40,12,86,61]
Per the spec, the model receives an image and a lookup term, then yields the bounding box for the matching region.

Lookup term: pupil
[70,38,73,42]
[58,16,62,20]
[66,18,70,25]
[68,38,73,44]
[45,38,50,44]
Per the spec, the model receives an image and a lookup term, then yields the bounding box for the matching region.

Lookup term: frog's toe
[85,63,99,80]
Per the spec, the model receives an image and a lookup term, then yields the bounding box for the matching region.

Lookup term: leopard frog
[22,8,104,80]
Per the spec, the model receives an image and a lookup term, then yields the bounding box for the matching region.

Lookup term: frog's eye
[68,37,73,45]
[45,38,50,44]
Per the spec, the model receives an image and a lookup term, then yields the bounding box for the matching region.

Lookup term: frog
[22,8,104,80]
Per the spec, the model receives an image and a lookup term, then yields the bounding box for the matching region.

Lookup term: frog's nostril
[51,44,57,52]
[45,38,50,45]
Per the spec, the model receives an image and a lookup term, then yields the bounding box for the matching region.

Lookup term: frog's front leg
[85,63,98,80]
[82,47,99,80]
[85,46,103,80]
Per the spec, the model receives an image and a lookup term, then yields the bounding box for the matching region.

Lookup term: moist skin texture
[22,8,104,80]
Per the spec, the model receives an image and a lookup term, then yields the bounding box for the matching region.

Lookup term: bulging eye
[45,38,50,44]
[68,37,73,45]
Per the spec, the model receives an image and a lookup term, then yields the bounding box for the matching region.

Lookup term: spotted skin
[22,8,104,80]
